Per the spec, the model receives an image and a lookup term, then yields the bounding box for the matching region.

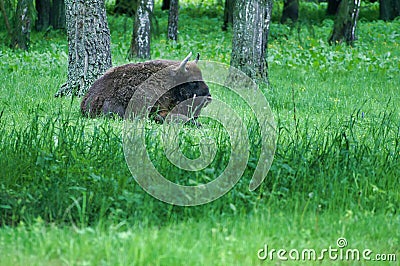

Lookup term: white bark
[328,0,361,45]
[230,0,273,80]
[130,0,154,59]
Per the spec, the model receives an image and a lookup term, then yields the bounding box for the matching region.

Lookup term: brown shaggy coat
[81,56,211,121]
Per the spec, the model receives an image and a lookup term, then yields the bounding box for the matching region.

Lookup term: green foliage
[0,1,399,263]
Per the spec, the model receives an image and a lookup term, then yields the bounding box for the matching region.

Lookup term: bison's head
[131,52,212,123]
[169,53,212,113]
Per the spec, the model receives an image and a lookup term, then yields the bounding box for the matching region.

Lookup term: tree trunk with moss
[129,0,154,59]
[230,0,273,81]
[55,0,112,97]
[328,0,361,45]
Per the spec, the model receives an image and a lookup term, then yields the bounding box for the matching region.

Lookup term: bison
[81,52,212,123]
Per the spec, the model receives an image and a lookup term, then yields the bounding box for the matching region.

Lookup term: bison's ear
[194,53,200,64]
[176,52,192,72]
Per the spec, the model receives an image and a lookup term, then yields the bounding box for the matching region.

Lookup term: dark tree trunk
[328,0,361,45]
[380,0,400,20]
[281,0,299,23]
[55,0,112,97]
[12,0,31,50]
[35,0,50,31]
[161,0,170,10]
[114,0,137,16]
[129,0,154,59]
[222,0,233,31]
[327,0,341,15]
[167,0,178,41]
[50,0,65,29]
[230,0,273,81]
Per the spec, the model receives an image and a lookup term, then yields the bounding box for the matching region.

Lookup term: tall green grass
[0,66,398,226]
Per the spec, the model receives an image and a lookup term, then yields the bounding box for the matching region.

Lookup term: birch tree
[129,0,154,59]
[328,0,361,45]
[12,0,32,50]
[230,0,273,81]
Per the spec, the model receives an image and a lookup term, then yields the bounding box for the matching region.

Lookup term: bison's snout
[201,94,212,108]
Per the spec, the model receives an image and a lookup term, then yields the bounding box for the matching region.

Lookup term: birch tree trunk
[12,0,31,50]
[55,0,112,97]
[328,0,361,45]
[230,0,273,81]
[129,0,154,59]
[167,0,179,41]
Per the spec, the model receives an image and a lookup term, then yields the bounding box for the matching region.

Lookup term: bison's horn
[195,53,200,64]
[178,52,192,72]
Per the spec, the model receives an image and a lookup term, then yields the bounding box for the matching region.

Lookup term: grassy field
[0,0,399,265]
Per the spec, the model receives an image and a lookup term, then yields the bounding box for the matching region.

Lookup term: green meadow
[0,1,399,265]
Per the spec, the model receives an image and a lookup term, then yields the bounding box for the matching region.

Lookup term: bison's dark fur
[81,53,211,122]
